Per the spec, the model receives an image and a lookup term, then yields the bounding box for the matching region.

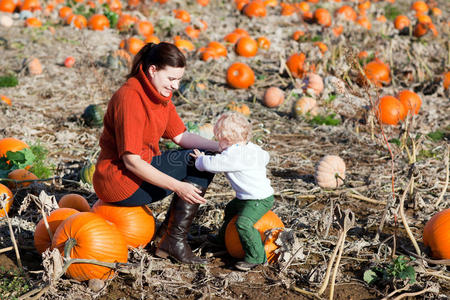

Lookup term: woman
[93,42,219,264]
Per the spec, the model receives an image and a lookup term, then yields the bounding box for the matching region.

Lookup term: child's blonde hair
[214,112,252,144]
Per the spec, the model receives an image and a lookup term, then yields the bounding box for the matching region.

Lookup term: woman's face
[148,65,185,97]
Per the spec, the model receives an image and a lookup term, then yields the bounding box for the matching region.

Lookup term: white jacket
[195,142,274,200]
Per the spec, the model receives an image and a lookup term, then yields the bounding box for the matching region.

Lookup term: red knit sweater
[93,65,186,203]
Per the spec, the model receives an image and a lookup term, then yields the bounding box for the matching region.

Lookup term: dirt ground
[1,0,449,299]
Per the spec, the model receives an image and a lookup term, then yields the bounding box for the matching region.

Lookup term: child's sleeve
[195,153,245,173]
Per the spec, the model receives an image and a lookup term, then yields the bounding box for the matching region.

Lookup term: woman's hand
[189,149,205,160]
[174,181,206,204]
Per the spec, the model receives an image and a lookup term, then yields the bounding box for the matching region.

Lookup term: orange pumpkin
[197,0,209,6]
[185,25,200,39]
[363,59,391,87]
[0,95,12,106]
[263,87,284,108]
[286,53,307,78]
[58,6,73,19]
[207,41,227,57]
[124,36,145,55]
[396,90,421,115]
[52,212,128,281]
[280,2,296,16]
[293,97,318,117]
[243,0,266,17]
[7,169,38,189]
[226,62,255,89]
[174,37,195,52]
[394,15,410,31]
[66,14,87,29]
[413,22,429,37]
[58,194,91,212]
[356,15,371,30]
[314,41,327,54]
[411,1,428,14]
[91,200,155,248]
[302,73,324,96]
[256,36,270,50]
[20,0,41,11]
[235,36,258,57]
[34,208,79,254]
[107,0,122,13]
[25,17,42,28]
[116,14,136,31]
[0,0,16,13]
[0,183,13,218]
[444,72,450,90]
[224,28,249,44]
[225,211,284,263]
[292,30,305,41]
[88,14,110,31]
[314,8,332,27]
[423,208,450,259]
[375,95,406,125]
[0,137,29,158]
[173,9,190,23]
[335,5,356,22]
[145,35,160,44]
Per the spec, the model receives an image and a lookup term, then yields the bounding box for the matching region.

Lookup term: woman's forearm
[174,132,220,151]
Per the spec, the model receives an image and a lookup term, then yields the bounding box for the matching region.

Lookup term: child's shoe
[206,234,226,249]
[235,261,261,271]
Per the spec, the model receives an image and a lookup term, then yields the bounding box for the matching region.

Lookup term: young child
[191,112,274,271]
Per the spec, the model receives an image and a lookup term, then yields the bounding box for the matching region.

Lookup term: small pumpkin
[293,97,318,117]
[82,104,104,127]
[0,95,12,106]
[396,90,422,115]
[394,15,410,32]
[263,87,284,108]
[335,5,357,22]
[226,101,251,116]
[235,36,258,57]
[25,17,42,27]
[34,207,79,254]
[91,199,155,248]
[0,183,13,218]
[375,95,406,125]
[286,53,307,78]
[135,20,154,38]
[0,15,13,27]
[173,9,191,23]
[0,0,16,13]
[66,14,87,29]
[51,212,128,281]
[226,62,255,89]
[302,73,323,96]
[225,210,284,263]
[87,14,110,31]
[27,57,42,75]
[315,155,346,189]
[243,1,266,18]
[80,162,95,184]
[314,8,332,27]
[423,208,450,259]
[362,59,391,87]
[256,36,270,50]
[444,71,450,90]
[58,194,91,212]
[7,169,38,189]
[411,1,429,14]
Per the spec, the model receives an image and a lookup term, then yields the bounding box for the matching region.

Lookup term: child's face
[218,137,245,150]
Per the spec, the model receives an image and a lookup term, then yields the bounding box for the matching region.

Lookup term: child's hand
[190,149,205,159]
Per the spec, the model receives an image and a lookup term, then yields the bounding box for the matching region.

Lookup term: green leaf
[0,75,18,88]
[3,148,36,170]
[389,138,401,146]
[363,269,378,284]
[399,266,416,283]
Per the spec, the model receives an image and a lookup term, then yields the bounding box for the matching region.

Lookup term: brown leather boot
[155,183,208,264]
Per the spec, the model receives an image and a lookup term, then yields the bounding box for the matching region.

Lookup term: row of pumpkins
[0,185,285,281]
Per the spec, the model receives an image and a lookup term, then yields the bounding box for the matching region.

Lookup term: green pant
[217,195,274,264]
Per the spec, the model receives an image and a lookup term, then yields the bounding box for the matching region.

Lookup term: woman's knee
[235,216,255,232]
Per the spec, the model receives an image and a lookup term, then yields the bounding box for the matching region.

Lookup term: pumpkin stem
[64,238,77,259]
[334,173,345,184]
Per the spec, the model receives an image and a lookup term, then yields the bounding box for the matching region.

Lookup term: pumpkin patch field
[1,0,449,299]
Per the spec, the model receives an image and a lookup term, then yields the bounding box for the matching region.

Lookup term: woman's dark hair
[127,42,186,79]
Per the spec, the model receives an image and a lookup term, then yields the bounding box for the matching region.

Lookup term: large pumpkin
[0,183,14,218]
[91,200,155,248]
[363,59,391,87]
[51,212,128,281]
[225,210,284,263]
[286,53,307,78]
[423,208,450,259]
[315,155,346,189]
[7,169,38,189]
[34,208,79,254]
